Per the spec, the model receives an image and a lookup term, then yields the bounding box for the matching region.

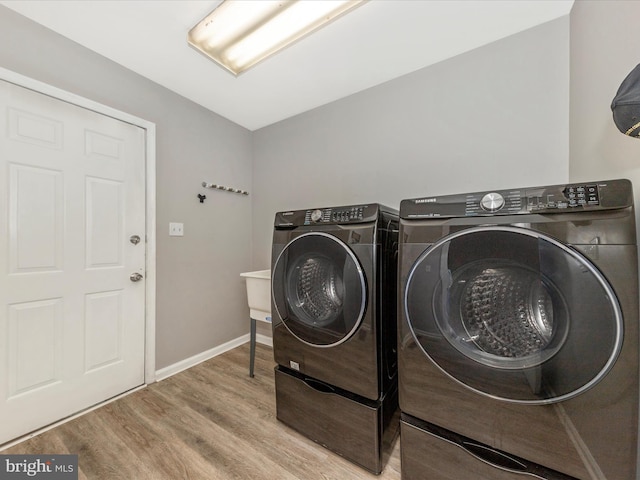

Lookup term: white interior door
[0,79,146,445]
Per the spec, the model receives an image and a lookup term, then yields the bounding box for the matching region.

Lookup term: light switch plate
[169,222,184,236]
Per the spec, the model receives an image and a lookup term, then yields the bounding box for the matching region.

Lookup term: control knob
[310,209,323,222]
[481,192,505,212]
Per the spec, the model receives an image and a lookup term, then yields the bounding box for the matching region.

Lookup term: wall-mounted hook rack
[202,182,249,196]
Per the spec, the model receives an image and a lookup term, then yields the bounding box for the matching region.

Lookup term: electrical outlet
[169,222,184,236]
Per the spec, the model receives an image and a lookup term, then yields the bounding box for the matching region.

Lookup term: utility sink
[240,269,272,378]
[240,269,271,322]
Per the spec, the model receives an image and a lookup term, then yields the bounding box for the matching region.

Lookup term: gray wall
[252,17,571,270]
[0,5,576,365]
[0,5,253,370]
[569,1,640,195]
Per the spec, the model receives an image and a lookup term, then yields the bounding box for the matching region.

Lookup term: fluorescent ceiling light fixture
[188,0,365,76]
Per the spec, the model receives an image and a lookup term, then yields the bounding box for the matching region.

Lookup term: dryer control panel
[275,203,395,227]
[400,179,633,219]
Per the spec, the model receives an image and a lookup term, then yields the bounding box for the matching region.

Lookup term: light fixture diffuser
[188,0,365,76]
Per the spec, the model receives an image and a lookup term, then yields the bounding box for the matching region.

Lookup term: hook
[201,181,249,196]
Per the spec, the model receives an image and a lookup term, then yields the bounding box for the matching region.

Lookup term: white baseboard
[154,333,273,381]
[256,333,273,347]
[155,334,249,381]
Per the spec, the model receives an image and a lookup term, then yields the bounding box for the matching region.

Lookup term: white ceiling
[1,0,574,131]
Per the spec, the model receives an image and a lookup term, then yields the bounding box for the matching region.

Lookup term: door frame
[0,66,157,384]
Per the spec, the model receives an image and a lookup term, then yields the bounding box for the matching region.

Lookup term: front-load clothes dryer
[398,179,638,479]
[271,203,399,474]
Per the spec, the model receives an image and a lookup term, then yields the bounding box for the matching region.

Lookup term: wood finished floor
[3,343,401,480]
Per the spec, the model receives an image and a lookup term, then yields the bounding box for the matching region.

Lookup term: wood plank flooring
[2,343,401,480]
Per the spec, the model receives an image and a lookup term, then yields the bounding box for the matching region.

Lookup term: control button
[481,192,505,212]
[310,209,323,222]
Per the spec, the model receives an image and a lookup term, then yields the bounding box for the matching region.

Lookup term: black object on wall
[612,63,640,137]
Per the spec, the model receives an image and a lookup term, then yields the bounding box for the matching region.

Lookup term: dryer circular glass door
[272,232,366,347]
[404,226,623,404]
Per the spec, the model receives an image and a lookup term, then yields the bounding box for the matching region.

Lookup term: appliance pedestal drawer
[400,413,576,480]
[275,366,398,474]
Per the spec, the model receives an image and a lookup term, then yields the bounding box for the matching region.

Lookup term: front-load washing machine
[398,179,638,479]
[271,203,399,474]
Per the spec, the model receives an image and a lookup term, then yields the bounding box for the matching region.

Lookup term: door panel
[8,107,63,149]
[86,177,123,268]
[84,290,123,372]
[9,164,64,273]
[0,79,146,444]
[8,299,63,397]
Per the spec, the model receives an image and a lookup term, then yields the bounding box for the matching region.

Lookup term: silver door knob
[130,235,141,245]
[130,272,144,282]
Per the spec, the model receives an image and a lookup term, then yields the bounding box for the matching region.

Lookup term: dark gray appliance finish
[271,203,400,473]
[397,179,639,479]
[271,203,399,400]
[275,366,399,475]
[400,414,577,480]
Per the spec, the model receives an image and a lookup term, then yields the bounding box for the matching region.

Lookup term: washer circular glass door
[272,232,366,347]
[405,226,623,404]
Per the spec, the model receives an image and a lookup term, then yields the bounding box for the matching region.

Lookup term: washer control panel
[305,205,366,224]
[274,204,386,227]
[401,179,632,219]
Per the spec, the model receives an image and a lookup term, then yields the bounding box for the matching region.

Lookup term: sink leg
[250,317,257,377]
